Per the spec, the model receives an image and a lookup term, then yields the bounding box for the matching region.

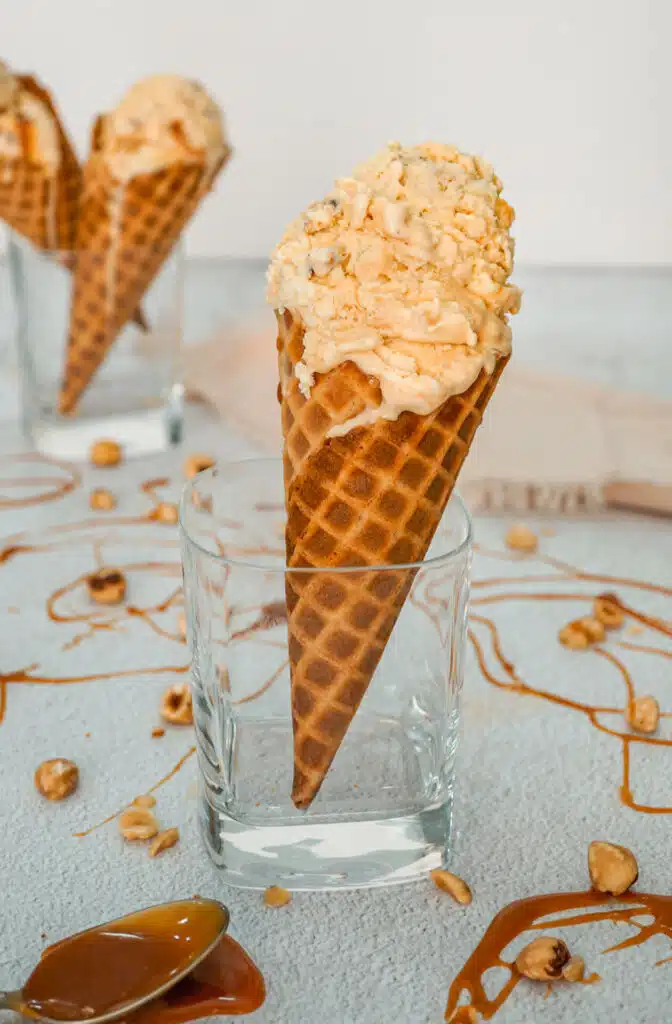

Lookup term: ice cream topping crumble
[267,142,521,431]
[0,61,61,170]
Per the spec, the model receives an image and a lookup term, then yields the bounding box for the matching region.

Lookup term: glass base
[198,717,455,891]
[26,389,183,461]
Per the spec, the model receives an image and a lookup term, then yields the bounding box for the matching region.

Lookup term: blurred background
[1,0,670,440]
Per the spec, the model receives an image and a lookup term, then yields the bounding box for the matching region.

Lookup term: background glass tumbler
[180,459,473,890]
[9,235,184,459]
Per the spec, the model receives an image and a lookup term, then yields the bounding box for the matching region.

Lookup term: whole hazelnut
[35,759,79,801]
[588,840,638,896]
[89,488,116,511]
[90,439,122,468]
[151,502,179,525]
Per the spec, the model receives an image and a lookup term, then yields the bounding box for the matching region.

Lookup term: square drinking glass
[180,458,472,890]
[9,235,184,459]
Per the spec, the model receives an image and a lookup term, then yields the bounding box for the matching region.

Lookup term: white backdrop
[2,0,670,263]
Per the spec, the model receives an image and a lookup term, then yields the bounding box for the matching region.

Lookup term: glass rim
[179,458,473,575]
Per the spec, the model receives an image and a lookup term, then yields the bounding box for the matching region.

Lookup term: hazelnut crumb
[90,439,122,468]
[118,806,159,841]
[151,727,165,739]
[430,869,473,906]
[184,454,215,479]
[87,568,126,605]
[161,683,193,725]
[84,732,91,738]
[562,956,585,983]
[626,624,643,637]
[177,612,186,641]
[264,885,292,908]
[133,794,156,809]
[40,932,47,940]
[505,524,538,553]
[515,936,570,981]
[593,593,624,629]
[148,827,180,857]
[35,758,79,801]
[89,488,117,511]
[150,502,179,525]
[627,696,660,734]
[588,840,638,896]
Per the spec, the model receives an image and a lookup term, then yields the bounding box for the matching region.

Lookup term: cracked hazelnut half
[160,683,193,725]
[562,956,585,983]
[263,885,292,907]
[87,568,126,605]
[430,869,473,905]
[90,439,122,468]
[184,454,214,479]
[150,502,179,525]
[149,827,180,857]
[35,758,79,801]
[118,807,159,841]
[515,937,571,981]
[588,840,638,896]
[593,593,625,629]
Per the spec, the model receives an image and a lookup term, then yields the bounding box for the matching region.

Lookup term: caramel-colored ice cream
[268,142,520,434]
[101,74,228,181]
[0,61,60,169]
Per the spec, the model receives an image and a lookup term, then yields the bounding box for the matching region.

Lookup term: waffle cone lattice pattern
[59,147,228,414]
[278,309,508,807]
[0,75,81,251]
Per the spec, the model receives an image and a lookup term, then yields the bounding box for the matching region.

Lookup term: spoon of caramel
[0,898,230,1024]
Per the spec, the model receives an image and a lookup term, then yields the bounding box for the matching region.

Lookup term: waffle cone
[278,309,508,808]
[0,75,81,251]
[58,137,229,414]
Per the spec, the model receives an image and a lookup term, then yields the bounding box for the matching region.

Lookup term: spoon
[0,898,229,1024]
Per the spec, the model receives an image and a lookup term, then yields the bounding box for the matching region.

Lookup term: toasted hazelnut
[35,758,79,801]
[89,488,116,511]
[118,807,159,841]
[558,621,590,650]
[558,616,604,649]
[263,885,292,908]
[588,840,638,895]
[515,937,570,981]
[184,453,214,479]
[150,502,179,525]
[87,568,126,605]
[593,593,624,629]
[151,727,165,739]
[505,524,538,553]
[148,827,180,857]
[562,956,585,983]
[627,695,660,734]
[133,794,156,809]
[90,439,122,468]
[430,869,473,906]
[160,683,193,725]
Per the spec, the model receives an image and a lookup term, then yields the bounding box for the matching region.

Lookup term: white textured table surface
[1,406,671,1024]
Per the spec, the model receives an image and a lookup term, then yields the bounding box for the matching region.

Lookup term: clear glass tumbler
[180,459,472,890]
[9,235,184,459]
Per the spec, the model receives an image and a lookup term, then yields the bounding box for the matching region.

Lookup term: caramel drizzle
[445,889,672,1020]
[0,453,80,509]
[73,747,196,838]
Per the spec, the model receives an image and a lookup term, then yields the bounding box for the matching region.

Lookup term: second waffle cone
[279,309,508,809]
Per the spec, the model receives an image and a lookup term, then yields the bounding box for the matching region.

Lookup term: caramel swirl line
[0,452,80,509]
[445,889,672,1020]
